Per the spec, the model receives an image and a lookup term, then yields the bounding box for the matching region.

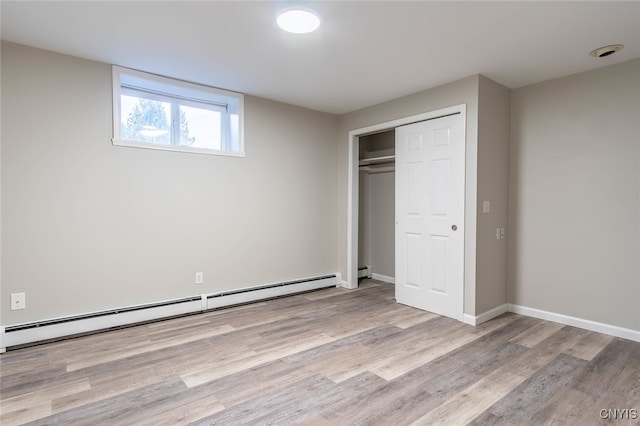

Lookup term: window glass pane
[120,95,171,145]
[229,114,240,152]
[179,105,222,150]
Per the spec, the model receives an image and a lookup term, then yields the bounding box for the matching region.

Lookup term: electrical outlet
[11,293,26,310]
[195,272,204,285]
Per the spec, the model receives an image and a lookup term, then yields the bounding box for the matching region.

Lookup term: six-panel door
[395,114,465,320]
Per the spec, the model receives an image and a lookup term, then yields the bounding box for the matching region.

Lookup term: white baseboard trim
[508,303,640,343]
[463,304,509,326]
[334,272,350,288]
[464,303,640,342]
[371,273,395,284]
[1,274,339,351]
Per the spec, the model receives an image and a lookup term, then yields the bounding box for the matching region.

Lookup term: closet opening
[346,104,467,291]
[358,129,396,285]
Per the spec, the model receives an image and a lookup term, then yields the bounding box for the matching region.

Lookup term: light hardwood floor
[1,280,638,425]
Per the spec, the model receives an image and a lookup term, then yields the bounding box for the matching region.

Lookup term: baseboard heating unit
[0,274,339,351]
[358,265,372,279]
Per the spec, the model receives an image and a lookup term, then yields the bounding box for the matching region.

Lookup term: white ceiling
[2,1,639,114]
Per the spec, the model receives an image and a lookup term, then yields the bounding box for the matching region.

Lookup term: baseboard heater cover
[206,275,337,309]
[358,265,372,279]
[1,274,338,351]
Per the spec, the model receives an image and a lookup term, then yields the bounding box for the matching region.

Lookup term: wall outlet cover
[11,293,26,310]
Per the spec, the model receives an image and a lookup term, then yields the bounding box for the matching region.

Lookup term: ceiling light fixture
[589,44,624,58]
[277,9,320,34]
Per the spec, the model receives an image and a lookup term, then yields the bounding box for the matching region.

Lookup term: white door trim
[346,104,467,290]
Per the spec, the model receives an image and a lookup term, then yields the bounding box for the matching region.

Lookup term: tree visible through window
[120,97,195,146]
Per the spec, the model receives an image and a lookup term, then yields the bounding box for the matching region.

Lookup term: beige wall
[508,59,640,331]
[358,171,371,268]
[369,171,395,278]
[358,170,395,278]
[476,76,511,314]
[1,42,339,324]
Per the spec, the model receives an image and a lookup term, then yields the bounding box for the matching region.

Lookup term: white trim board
[1,274,339,351]
[463,304,508,326]
[463,303,640,342]
[371,273,395,284]
[508,303,640,343]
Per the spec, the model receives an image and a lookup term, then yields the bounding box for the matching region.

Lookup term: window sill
[112,139,245,158]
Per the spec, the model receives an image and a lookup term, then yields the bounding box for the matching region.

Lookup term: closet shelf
[358,155,395,167]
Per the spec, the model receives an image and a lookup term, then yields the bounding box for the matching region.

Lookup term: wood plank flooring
[1,280,638,425]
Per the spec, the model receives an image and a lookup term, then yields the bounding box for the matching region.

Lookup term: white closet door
[395,114,465,320]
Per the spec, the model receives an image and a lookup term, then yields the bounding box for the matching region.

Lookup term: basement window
[112,66,244,157]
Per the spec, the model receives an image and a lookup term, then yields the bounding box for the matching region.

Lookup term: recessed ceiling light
[589,44,624,58]
[277,9,320,34]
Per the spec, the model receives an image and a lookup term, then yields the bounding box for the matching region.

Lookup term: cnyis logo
[599,408,638,420]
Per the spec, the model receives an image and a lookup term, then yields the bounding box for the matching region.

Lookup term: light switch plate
[483,201,490,213]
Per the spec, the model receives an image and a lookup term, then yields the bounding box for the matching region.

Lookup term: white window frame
[112,65,245,157]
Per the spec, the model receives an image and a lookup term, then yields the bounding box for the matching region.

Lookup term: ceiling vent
[589,44,624,58]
